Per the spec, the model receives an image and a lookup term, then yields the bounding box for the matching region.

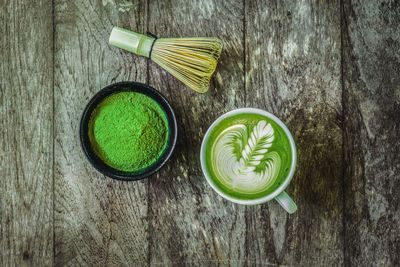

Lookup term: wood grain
[2,0,400,265]
[147,0,248,265]
[0,0,54,266]
[342,0,400,265]
[54,0,149,265]
[245,0,343,265]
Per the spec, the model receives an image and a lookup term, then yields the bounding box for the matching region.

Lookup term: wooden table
[1,0,399,266]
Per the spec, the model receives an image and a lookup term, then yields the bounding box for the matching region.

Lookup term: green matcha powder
[88,92,169,172]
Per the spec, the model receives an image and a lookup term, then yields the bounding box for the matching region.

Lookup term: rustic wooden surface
[1,0,399,266]
[54,0,149,265]
[342,0,400,266]
[1,0,54,266]
[245,1,343,265]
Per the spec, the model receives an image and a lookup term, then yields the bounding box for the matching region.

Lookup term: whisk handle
[109,27,155,58]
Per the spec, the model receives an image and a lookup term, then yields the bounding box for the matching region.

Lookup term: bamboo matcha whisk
[109,27,222,93]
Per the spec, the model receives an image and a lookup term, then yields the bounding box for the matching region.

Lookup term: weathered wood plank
[0,0,54,266]
[3,0,398,264]
[245,0,343,265]
[54,0,149,265]
[342,0,400,265]
[147,0,247,265]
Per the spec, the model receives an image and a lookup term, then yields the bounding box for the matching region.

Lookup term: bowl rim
[79,81,177,181]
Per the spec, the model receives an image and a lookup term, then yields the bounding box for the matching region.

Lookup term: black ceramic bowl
[80,81,177,181]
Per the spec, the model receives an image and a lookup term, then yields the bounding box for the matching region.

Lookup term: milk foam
[211,120,281,194]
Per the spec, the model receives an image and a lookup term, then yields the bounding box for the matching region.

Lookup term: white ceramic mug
[200,108,297,214]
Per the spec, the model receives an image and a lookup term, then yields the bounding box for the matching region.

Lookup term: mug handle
[275,191,297,214]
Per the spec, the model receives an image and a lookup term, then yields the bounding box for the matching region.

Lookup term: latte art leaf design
[212,120,282,194]
[239,120,274,173]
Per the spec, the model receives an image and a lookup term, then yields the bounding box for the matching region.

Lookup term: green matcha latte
[202,111,294,200]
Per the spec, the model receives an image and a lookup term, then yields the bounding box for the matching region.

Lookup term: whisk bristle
[151,37,222,93]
